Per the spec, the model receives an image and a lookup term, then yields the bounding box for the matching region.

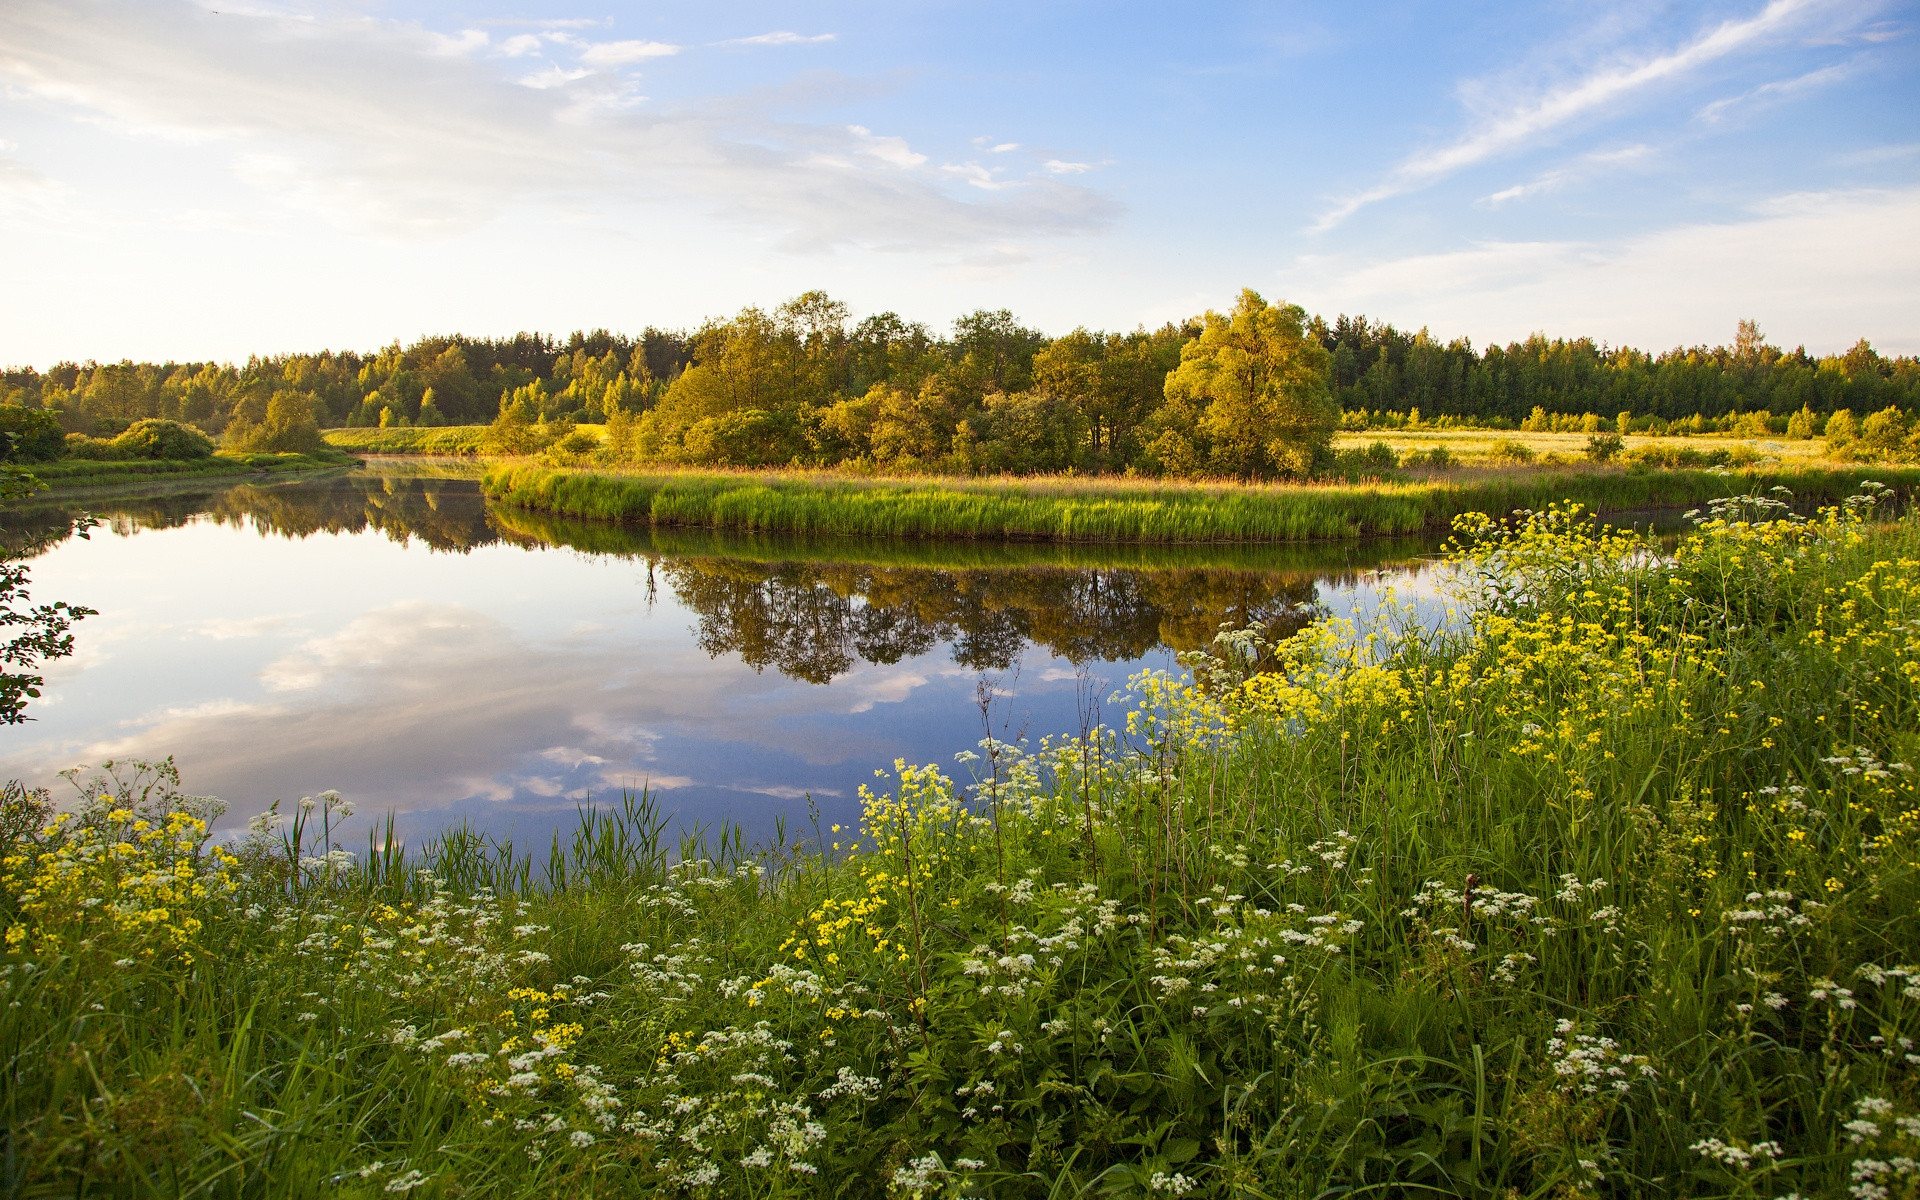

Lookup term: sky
[1,0,1916,365]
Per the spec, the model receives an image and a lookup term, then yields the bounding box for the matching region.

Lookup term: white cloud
[1698,56,1861,121]
[192,614,299,640]
[990,142,1019,153]
[426,29,488,57]
[728,32,836,47]
[518,65,591,89]
[1044,159,1093,174]
[578,39,681,66]
[942,162,1021,191]
[847,124,928,168]
[1837,141,1920,164]
[1283,186,1920,355]
[0,0,1114,248]
[1317,0,1835,230]
[1480,143,1653,206]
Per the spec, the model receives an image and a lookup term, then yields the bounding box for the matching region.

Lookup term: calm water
[0,467,1445,848]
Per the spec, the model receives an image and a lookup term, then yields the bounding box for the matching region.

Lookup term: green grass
[6,491,1920,1196]
[324,426,498,456]
[486,502,1439,572]
[484,460,1920,543]
[19,449,357,491]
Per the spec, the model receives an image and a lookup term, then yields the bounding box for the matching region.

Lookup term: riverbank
[482,460,1920,542]
[8,495,1915,1196]
[15,449,357,495]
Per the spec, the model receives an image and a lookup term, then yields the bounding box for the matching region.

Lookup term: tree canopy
[2,296,1915,478]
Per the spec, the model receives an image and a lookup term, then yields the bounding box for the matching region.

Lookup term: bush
[0,406,66,463]
[110,419,214,461]
[1487,438,1535,463]
[1586,432,1624,463]
[1401,446,1453,470]
[61,433,127,461]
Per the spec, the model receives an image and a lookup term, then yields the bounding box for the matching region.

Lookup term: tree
[0,469,93,724]
[226,392,323,454]
[1160,290,1336,478]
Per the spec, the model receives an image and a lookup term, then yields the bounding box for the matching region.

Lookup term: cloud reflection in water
[0,470,1438,847]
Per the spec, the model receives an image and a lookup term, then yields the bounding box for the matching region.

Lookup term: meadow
[5,486,1919,1197]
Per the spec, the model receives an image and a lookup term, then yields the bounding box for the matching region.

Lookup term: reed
[484,460,1920,543]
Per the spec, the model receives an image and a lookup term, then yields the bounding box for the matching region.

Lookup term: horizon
[3,300,1905,376]
[2,0,1915,364]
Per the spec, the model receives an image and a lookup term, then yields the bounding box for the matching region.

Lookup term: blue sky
[1,0,1915,363]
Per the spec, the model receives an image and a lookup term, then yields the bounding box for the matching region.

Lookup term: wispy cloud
[726,31,836,47]
[1284,186,1920,355]
[0,0,1115,248]
[1481,143,1653,206]
[577,39,681,67]
[1316,0,1831,231]
[1698,56,1861,121]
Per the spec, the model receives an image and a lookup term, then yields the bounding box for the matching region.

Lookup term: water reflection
[0,469,1439,844]
[11,470,1431,685]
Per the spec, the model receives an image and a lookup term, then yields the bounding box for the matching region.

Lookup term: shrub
[1586,432,1624,463]
[61,433,127,461]
[0,406,66,463]
[1826,408,1858,453]
[111,419,214,461]
[1487,438,1536,463]
[1401,446,1453,470]
[1860,406,1910,457]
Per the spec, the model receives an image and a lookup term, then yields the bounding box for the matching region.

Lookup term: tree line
[3,294,1915,478]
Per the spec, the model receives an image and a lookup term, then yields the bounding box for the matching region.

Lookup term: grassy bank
[483,460,1920,542]
[324,426,496,456]
[486,502,1438,573]
[7,492,1920,1196]
[19,449,357,492]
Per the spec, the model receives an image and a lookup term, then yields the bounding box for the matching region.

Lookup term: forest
[3,291,1916,478]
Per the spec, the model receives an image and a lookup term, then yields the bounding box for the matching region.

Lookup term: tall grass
[324,427,499,456]
[484,460,1920,543]
[5,492,1920,1196]
[486,503,1440,574]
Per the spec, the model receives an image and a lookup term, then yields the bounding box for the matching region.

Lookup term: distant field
[333,425,1843,470]
[1334,427,1839,464]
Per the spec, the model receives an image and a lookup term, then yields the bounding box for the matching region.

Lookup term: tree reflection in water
[660,560,1325,682]
[6,469,1434,684]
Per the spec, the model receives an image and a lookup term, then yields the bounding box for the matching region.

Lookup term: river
[0,465,1448,850]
